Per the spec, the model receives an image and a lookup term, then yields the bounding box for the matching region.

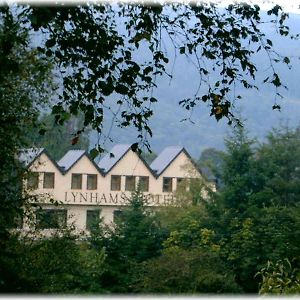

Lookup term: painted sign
[63,191,176,206]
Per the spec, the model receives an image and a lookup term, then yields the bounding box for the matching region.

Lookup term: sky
[219,0,300,14]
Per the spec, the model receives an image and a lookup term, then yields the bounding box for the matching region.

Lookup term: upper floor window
[111,175,121,191]
[36,209,67,229]
[87,174,97,190]
[71,173,82,189]
[163,177,173,192]
[27,172,39,190]
[125,176,136,191]
[43,172,55,189]
[139,176,149,192]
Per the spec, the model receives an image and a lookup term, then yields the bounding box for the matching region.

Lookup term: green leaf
[45,38,56,48]
[38,128,47,135]
[283,57,290,64]
[89,148,99,159]
[266,39,273,46]
[115,84,128,95]
[272,73,281,87]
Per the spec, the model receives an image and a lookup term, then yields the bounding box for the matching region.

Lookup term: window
[139,176,149,192]
[36,209,67,229]
[111,175,121,191]
[163,177,173,192]
[71,174,82,189]
[43,172,55,189]
[87,174,97,190]
[86,210,100,231]
[125,176,136,191]
[113,210,123,223]
[27,172,39,190]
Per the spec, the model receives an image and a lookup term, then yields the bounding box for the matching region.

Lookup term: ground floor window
[36,209,67,229]
[113,210,123,223]
[7,212,23,229]
[86,209,101,231]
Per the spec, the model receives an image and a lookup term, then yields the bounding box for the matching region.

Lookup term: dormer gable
[151,146,202,178]
[57,150,104,175]
[18,148,62,173]
[98,144,155,177]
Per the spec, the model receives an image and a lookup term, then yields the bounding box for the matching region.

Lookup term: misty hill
[90,12,300,159]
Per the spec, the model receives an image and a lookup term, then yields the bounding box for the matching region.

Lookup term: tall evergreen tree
[91,190,166,293]
[220,126,257,212]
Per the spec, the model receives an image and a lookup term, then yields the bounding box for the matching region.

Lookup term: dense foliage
[0,8,53,291]
[1,125,300,294]
[1,2,300,295]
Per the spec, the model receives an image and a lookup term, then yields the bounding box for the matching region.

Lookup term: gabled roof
[98,144,132,174]
[98,144,157,177]
[57,150,104,175]
[150,146,183,176]
[18,148,63,173]
[57,150,86,171]
[150,146,203,177]
[18,148,45,167]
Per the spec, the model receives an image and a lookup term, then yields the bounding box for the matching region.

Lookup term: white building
[20,144,214,232]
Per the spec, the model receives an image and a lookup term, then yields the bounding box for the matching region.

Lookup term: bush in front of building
[5,229,106,293]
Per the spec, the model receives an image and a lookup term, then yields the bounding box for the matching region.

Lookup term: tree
[220,126,257,212]
[90,190,166,293]
[211,125,300,293]
[6,230,106,293]
[0,8,54,292]
[136,247,241,294]
[219,206,300,293]
[197,147,224,187]
[140,151,157,165]
[25,113,90,160]
[257,258,300,295]
[254,125,300,207]
[5,2,292,154]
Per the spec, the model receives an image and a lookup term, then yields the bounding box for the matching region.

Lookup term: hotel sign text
[63,191,175,206]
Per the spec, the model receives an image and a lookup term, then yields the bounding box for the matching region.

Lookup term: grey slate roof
[98,144,131,173]
[18,148,44,167]
[57,150,86,171]
[150,146,183,175]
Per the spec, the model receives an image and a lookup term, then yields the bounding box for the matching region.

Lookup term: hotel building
[20,144,214,232]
